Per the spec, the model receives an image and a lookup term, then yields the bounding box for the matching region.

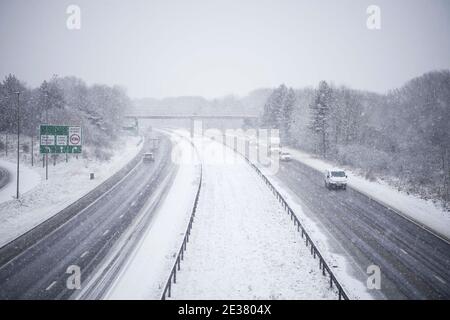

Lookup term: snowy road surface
[284,147,450,241]
[106,132,200,299]
[274,159,450,299]
[0,135,173,299]
[170,135,337,299]
[0,136,142,247]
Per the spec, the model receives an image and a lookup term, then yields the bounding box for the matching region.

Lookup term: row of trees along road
[261,71,450,208]
[0,74,132,161]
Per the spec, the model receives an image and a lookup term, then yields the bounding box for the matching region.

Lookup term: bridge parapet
[125,114,259,136]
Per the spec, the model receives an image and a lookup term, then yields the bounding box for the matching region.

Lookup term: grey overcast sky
[0,0,449,99]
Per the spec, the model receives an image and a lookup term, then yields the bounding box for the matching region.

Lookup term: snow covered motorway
[1,128,447,301]
[221,133,450,300]
[273,157,450,299]
[0,133,174,299]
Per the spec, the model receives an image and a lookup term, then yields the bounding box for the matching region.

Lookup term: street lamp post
[45,92,49,180]
[15,91,20,199]
[31,135,34,166]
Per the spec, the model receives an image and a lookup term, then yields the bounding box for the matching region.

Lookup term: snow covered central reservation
[165,131,336,299]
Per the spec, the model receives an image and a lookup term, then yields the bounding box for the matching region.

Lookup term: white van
[324,169,347,190]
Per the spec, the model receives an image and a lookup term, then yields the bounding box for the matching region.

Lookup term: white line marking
[434,275,446,285]
[348,186,450,245]
[400,248,408,255]
[103,229,110,236]
[80,251,89,258]
[45,281,57,291]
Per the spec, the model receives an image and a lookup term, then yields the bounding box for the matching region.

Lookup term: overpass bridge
[124,114,258,136]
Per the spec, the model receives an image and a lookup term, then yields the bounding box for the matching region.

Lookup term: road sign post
[39,125,82,179]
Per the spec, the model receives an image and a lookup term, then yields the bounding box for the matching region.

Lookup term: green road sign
[40,125,82,154]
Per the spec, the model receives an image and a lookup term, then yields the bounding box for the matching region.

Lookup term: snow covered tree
[328,87,364,150]
[258,72,450,207]
[288,88,315,150]
[0,74,27,132]
[309,81,333,157]
[393,70,450,204]
[281,88,296,142]
[262,85,283,129]
[261,84,296,142]
[0,74,134,161]
[0,74,29,155]
[37,76,65,123]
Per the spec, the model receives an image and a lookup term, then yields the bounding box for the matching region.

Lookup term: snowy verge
[284,147,450,242]
[0,159,40,204]
[0,135,143,247]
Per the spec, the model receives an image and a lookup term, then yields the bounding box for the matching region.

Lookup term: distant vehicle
[324,169,347,190]
[270,146,281,156]
[280,152,292,162]
[142,152,155,162]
